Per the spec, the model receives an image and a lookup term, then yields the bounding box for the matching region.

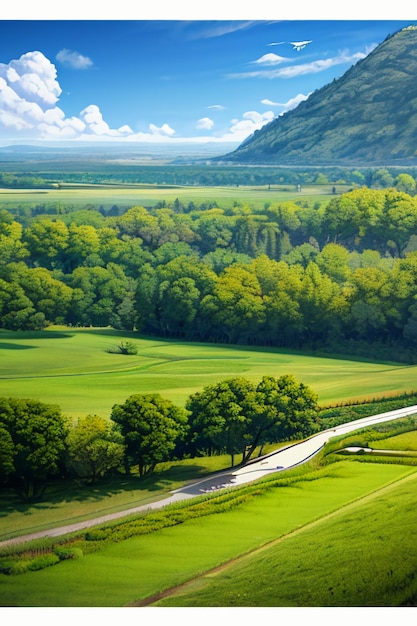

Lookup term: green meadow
[155,464,417,608]
[1,327,416,417]
[0,461,415,607]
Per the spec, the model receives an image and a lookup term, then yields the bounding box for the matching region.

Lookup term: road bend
[1,404,416,549]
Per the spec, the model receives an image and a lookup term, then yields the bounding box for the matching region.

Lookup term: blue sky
[0,5,414,146]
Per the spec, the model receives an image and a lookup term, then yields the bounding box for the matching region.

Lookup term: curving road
[1,404,416,549]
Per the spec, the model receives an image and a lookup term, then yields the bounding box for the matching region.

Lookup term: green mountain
[220,25,417,166]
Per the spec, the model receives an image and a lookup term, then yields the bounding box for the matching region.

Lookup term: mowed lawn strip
[1,329,415,417]
[0,462,414,607]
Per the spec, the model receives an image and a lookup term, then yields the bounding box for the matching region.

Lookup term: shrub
[8,560,31,575]
[54,547,83,561]
[27,553,60,571]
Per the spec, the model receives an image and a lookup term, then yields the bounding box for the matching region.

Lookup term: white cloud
[217,110,275,142]
[196,117,214,130]
[190,21,259,40]
[261,98,279,106]
[149,122,176,136]
[207,104,225,110]
[229,50,369,79]
[262,92,310,113]
[0,51,61,107]
[252,53,289,66]
[0,51,137,140]
[0,50,274,145]
[56,49,93,69]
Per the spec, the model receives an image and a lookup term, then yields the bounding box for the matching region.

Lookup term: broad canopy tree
[111,393,189,476]
[186,374,319,466]
[66,414,125,482]
[0,397,69,499]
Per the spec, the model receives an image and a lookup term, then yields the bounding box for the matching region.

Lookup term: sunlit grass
[156,468,417,607]
[370,430,417,451]
[0,462,414,607]
[1,328,416,418]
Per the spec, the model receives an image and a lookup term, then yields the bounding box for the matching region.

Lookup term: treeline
[0,172,54,189]
[0,374,319,499]
[2,186,417,360]
[2,166,417,191]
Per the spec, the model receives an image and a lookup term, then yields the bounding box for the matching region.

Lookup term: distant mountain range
[219,25,417,166]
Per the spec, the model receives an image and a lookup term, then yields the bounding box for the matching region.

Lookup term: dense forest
[2,182,417,362]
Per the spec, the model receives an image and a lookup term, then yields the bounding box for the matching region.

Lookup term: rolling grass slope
[1,328,417,417]
[0,461,415,607]
[156,468,417,607]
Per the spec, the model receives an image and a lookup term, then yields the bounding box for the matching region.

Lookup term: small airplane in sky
[267,40,313,51]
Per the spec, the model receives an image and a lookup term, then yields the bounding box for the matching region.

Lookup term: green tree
[0,424,15,485]
[200,263,265,343]
[68,263,131,327]
[6,263,73,325]
[23,218,69,269]
[64,223,101,271]
[186,378,257,465]
[245,375,320,461]
[111,394,188,476]
[0,216,28,267]
[394,173,416,195]
[0,397,69,500]
[0,278,46,330]
[378,190,417,257]
[66,414,125,482]
[157,276,201,336]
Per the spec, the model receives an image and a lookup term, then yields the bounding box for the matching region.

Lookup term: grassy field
[371,430,417,451]
[0,182,345,211]
[1,327,417,417]
[155,465,417,608]
[0,461,415,607]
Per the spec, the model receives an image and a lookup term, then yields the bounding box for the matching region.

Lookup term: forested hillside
[2,184,417,361]
[222,25,417,165]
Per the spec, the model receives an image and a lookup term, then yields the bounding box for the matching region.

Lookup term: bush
[54,547,83,560]
[27,553,60,571]
[106,340,138,355]
[8,560,31,575]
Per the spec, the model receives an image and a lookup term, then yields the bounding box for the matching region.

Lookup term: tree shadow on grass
[0,463,219,516]
[0,343,36,350]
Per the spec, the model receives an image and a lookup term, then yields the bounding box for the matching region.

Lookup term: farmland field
[0,182,344,211]
[1,327,416,417]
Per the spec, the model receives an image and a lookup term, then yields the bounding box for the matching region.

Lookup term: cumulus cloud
[217,110,275,142]
[196,117,214,130]
[56,49,93,69]
[0,51,61,108]
[80,105,133,136]
[0,50,139,140]
[149,123,175,136]
[0,50,272,145]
